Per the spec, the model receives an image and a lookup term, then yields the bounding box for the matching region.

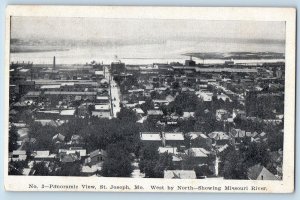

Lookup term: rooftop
[158,147,179,155]
[163,132,184,141]
[140,132,161,141]
[208,131,231,140]
[186,148,210,158]
[60,109,76,116]
[95,104,110,110]
[147,110,163,115]
[41,85,61,89]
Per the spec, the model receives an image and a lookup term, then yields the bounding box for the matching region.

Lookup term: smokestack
[53,56,56,69]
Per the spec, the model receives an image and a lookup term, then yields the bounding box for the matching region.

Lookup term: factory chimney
[53,56,56,69]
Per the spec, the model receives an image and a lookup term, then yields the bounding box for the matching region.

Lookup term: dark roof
[90,149,107,158]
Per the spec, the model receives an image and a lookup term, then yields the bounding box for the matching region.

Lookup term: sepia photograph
[4,6,296,193]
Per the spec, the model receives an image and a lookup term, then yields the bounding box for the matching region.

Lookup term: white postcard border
[4,5,296,193]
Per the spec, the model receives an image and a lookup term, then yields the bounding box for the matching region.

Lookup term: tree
[222,150,248,179]
[8,160,27,175]
[101,144,133,177]
[153,153,174,178]
[194,165,214,178]
[171,93,199,115]
[32,161,50,176]
[117,107,138,122]
[242,142,270,167]
[9,125,18,152]
[55,162,82,176]
[139,144,160,177]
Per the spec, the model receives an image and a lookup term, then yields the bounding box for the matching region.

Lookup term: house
[85,149,107,165]
[165,95,175,103]
[217,94,231,101]
[185,148,211,165]
[196,90,213,102]
[230,128,246,143]
[216,109,229,121]
[158,147,179,155]
[140,132,162,146]
[70,135,83,144]
[133,108,145,115]
[162,132,184,147]
[32,151,56,161]
[35,119,60,127]
[187,132,212,149]
[58,148,87,162]
[92,111,111,119]
[35,110,60,120]
[232,109,246,119]
[59,109,76,120]
[95,96,110,104]
[59,153,80,163]
[208,131,232,146]
[247,164,279,180]
[52,133,65,144]
[95,104,110,111]
[24,91,41,100]
[153,99,170,106]
[10,150,27,161]
[164,170,196,179]
[182,112,195,119]
[147,110,163,116]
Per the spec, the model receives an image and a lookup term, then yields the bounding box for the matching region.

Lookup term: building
[196,90,213,102]
[216,109,229,121]
[85,149,107,165]
[158,147,179,155]
[147,109,164,122]
[185,148,211,165]
[140,132,162,146]
[60,109,76,120]
[162,132,184,147]
[95,96,110,104]
[9,150,27,161]
[232,109,246,119]
[32,151,56,161]
[52,133,65,144]
[185,56,196,66]
[187,132,212,149]
[35,110,60,120]
[95,104,110,111]
[247,164,279,180]
[208,131,232,146]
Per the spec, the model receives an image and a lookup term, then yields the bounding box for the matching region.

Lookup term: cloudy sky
[11,17,285,59]
[11,17,284,40]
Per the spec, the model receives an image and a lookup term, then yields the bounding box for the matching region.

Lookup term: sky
[11,17,285,43]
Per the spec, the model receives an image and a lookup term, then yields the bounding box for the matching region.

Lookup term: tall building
[185,56,196,66]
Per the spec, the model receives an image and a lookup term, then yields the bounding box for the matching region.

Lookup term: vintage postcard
[4,6,296,193]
